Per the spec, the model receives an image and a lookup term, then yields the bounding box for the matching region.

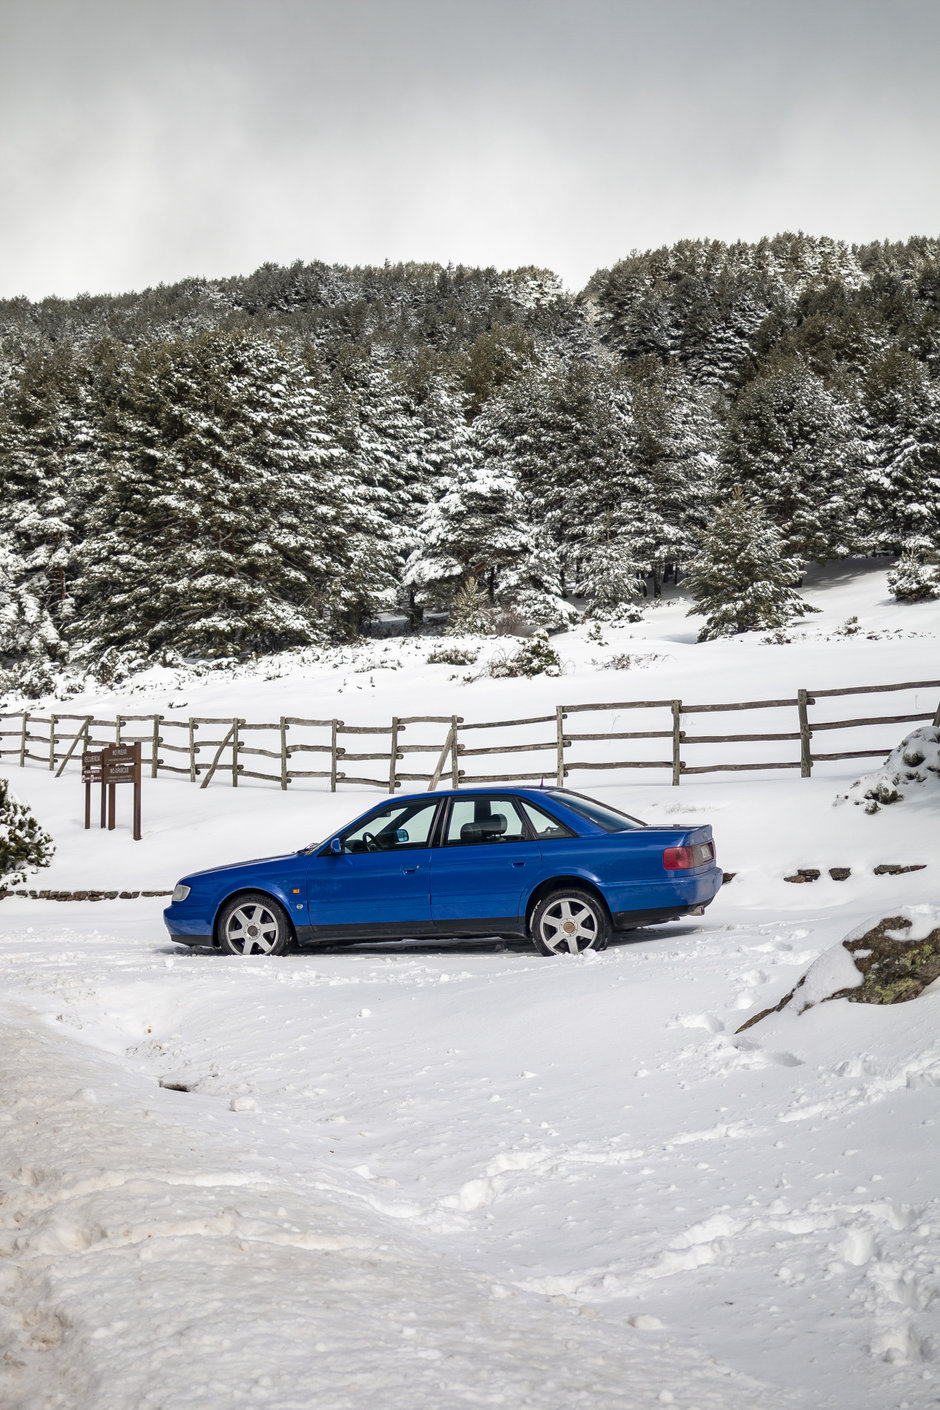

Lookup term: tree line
[1,232,939,693]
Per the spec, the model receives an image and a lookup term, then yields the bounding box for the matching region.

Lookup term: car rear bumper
[604,865,722,917]
[611,904,706,929]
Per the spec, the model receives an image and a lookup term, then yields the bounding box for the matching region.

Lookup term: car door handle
[512,860,526,868]
[401,864,421,873]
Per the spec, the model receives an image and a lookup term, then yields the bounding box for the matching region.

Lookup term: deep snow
[1,560,938,1410]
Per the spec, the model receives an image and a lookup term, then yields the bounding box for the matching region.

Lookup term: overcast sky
[2,0,939,300]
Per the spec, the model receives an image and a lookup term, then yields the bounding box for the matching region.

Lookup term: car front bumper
[164,903,214,945]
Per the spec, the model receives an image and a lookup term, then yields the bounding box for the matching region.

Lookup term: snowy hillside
[0,561,938,1410]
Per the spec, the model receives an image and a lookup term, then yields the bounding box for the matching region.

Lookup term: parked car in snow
[163,787,721,957]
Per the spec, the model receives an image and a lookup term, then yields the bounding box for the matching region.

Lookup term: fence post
[279,716,289,790]
[555,705,566,785]
[116,716,123,745]
[798,689,813,777]
[671,701,682,786]
[151,715,162,779]
[199,721,238,791]
[330,720,340,792]
[232,718,240,788]
[54,717,91,778]
[429,724,455,791]
[389,716,399,794]
[48,714,57,771]
[189,719,197,782]
[451,714,460,788]
[19,711,28,767]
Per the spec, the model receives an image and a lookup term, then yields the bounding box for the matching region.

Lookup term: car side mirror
[329,837,343,855]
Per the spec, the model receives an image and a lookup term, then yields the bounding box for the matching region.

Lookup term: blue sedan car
[164,787,721,958]
[163,789,721,953]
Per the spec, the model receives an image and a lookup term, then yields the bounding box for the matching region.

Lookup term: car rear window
[518,799,576,840]
[549,791,645,832]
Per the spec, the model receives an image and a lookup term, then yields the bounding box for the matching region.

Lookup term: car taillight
[663,846,693,870]
[663,841,714,870]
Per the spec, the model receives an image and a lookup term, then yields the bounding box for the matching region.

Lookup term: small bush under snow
[481,629,563,679]
[0,779,55,889]
[834,726,940,813]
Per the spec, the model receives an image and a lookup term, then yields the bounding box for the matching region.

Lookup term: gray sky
[2,0,939,300]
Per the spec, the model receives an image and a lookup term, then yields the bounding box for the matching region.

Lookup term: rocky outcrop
[738,909,940,1032]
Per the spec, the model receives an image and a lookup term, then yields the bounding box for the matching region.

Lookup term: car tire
[530,887,609,957]
[217,891,292,957]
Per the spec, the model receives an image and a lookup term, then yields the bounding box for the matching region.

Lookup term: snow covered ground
[1,560,939,1409]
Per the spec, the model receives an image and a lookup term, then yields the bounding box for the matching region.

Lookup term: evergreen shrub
[484,629,562,678]
[446,578,492,636]
[887,549,940,602]
[0,779,54,889]
[426,645,478,666]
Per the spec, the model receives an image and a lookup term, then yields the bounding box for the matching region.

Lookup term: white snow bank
[790,940,864,1011]
[0,1002,780,1410]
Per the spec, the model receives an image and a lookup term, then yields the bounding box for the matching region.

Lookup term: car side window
[341,800,439,853]
[444,796,528,846]
[518,798,577,840]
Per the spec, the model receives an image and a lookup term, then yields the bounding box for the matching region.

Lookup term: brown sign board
[104,761,137,784]
[81,749,104,783]
[82,742,143,840]
[105,744,139,766]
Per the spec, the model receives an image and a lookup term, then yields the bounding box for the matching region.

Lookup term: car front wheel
[218,892,292,956]
[530,888,608,956]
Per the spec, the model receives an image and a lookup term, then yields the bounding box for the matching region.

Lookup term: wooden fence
[1,679,938,794]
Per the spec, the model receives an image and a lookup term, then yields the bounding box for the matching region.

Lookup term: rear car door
[430,794,539,931]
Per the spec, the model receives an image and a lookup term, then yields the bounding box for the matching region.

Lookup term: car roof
[381,786,564,804]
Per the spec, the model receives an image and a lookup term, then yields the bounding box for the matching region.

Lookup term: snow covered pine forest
[0,234,939,1410]
[1,232,939,687]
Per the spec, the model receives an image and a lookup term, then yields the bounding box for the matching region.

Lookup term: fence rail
[1,680,938,795]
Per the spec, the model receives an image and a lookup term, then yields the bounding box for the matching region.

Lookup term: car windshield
[549,790,645,832]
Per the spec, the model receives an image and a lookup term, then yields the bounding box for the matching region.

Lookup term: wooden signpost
[82,742,142,840]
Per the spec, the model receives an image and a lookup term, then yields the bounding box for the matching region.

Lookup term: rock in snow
[739,905,940,1030]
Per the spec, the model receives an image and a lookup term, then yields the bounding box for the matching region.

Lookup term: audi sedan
[163,787,721,958]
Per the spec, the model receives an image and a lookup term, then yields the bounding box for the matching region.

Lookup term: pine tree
[478,360,641,623]
[322,352,419,632]
[578,540,646,621]
[0,531,60,695]
[403,429,527,613]
[685,489,818,639]
[75,331,349,660]
[722,364,861,560]
[0,341,93,681]
[862,350,940,551]
[627,360,720,592]
[445,576,491,634]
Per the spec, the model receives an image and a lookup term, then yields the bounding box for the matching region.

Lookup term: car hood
[182,853,299,884]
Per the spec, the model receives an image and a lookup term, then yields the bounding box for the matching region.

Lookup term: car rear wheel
[531,888,608,956]
[218,892,291,956]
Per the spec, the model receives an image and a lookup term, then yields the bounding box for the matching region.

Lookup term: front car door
[430,793,540,935]
[305,798,441,938]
